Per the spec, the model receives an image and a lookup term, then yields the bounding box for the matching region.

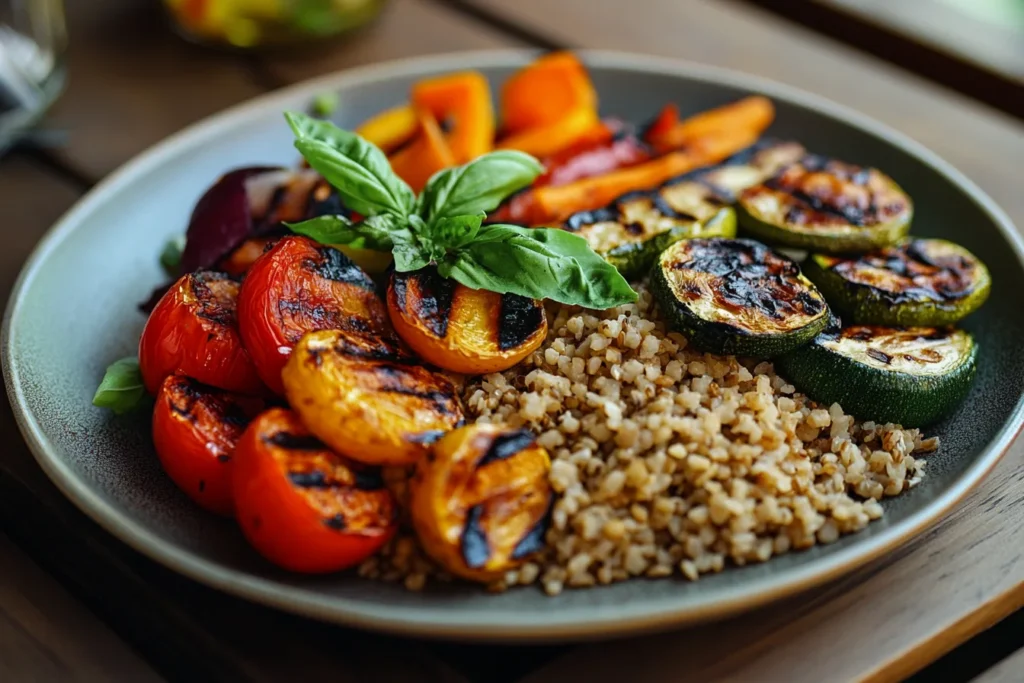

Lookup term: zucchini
[803,238,991,326]
[564,140,805,279]
[651,237,830,356]
[737,155,913,253]
[775,323,976,427]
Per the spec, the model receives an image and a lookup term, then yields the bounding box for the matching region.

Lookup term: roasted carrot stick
[496,106,601,158]
[645,96,774,153]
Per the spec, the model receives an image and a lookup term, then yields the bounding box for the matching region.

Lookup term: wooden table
[2,1,1022,680]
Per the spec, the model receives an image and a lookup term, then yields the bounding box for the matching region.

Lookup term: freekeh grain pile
[359,284,936,594]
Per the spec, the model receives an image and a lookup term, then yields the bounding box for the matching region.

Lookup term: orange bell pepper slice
[389,111,456,192]
[496,106,601,158]
[645,96,774,154]
[500,52,597,134]
[411,72,494,164]
[356,105,418,154]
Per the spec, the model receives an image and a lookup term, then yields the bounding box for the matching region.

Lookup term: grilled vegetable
[409,423,552,582]
[803,238,991,326]
[411,71,494,164]
[564,139,804,278]
[535,120,651,187]
[389,109,455,192]
[652,238,830,356]
[775,324,977,427]
[237,236,394,395]
[233,407,398,573]
[499,51,596,135]
[139,271,265,396]
[737,155,913,253]
[218,236,277,277]
[152,375,260,516]
[282,329,464,466]
[497,105,600,158]
[565,181,736,279]
[387,268,547,374]
[643,96,775,155]
[356,104,418,154]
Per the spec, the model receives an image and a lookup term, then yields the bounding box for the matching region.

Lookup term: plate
[4,50,1024,641]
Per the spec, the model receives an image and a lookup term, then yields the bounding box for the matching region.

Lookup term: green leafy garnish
[283,111,637,308]
[92,357,146,415]
[159,235,185,276]
[311,92,339,117]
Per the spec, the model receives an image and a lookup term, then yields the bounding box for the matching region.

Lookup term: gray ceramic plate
[4,50,1024,641]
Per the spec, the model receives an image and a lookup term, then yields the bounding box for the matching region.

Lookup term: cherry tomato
[139,270,264,396]
[233,407,398,573]
[152,374,260,516]
[409,423,552,582]
[237,236,393,394]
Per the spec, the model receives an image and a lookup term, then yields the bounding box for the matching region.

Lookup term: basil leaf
[393,242,430,272]
[287,214,406,251]
[437,224,638,308]
[285,111,415,219]
[92,357,146,415]
[159,235,184,276]
[419,151,543,223]
[429,213,483,249]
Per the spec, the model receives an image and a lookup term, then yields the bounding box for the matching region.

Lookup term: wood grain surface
[2,0,1023,681]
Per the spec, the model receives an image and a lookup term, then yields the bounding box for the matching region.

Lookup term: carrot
[356,105,418,154]
[389,110,456,192]
[411,72,494,163]
[646,96,774,153]
[496,106,601,158]
[525,127,761,225]
[500,52,597,134]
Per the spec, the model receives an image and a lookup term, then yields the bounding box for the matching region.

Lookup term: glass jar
[163,0,390,49]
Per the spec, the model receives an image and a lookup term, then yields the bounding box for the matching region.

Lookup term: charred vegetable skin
[803,238,991,326]
[410,423,552,582]
[152,375,259,516]
[564,140,805,278]
[776,324,977,427]
[282,329,464,466]
[233,408,398,573]
[737,155,912,253]
[652,238,830,357]
[139,271,265,396]
[387,268,547,374]
[238,235,394,395]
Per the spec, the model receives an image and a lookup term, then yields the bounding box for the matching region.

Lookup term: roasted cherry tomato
[152,374,260,516]
[409,423,552,582]
[282,328,464,466]
[237,235,394,394]
[387,268,547,374]
[139,270,264,396]
[233,407,398,573]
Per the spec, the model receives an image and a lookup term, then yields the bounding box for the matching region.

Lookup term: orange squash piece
[500,52,597,134]
[496,105,601,158]
[356,105,418,153]
[389,110,456,192]
[411,71,494,163]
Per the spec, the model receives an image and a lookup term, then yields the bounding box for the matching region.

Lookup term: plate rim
[5,48,1024,641]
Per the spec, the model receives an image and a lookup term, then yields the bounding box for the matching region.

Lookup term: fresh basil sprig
[284,112,637,308]
[92,357,146,415]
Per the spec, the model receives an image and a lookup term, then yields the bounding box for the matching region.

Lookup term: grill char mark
[190,271,239,327]
[460,505,490,569]
[497,295,544,351]
[397,268,456,339]
[310,247,375,290]
[476,429,536,469]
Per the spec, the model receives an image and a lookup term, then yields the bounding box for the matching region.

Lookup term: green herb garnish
[92,357,146,415]
[159,235,185,276]
[311,92,339,117]
[283,111,637,309]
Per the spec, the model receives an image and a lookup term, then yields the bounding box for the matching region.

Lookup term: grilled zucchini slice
[803,238,991,326]
[737,155,912,253]
[775,324,976,427]
[564,140,805,279]
[652,238,830,356]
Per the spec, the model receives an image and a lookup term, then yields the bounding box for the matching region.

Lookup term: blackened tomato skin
[152,375,260,516]
[139,271,265,396]
[237,235,392,395]
[233,407,398,573]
